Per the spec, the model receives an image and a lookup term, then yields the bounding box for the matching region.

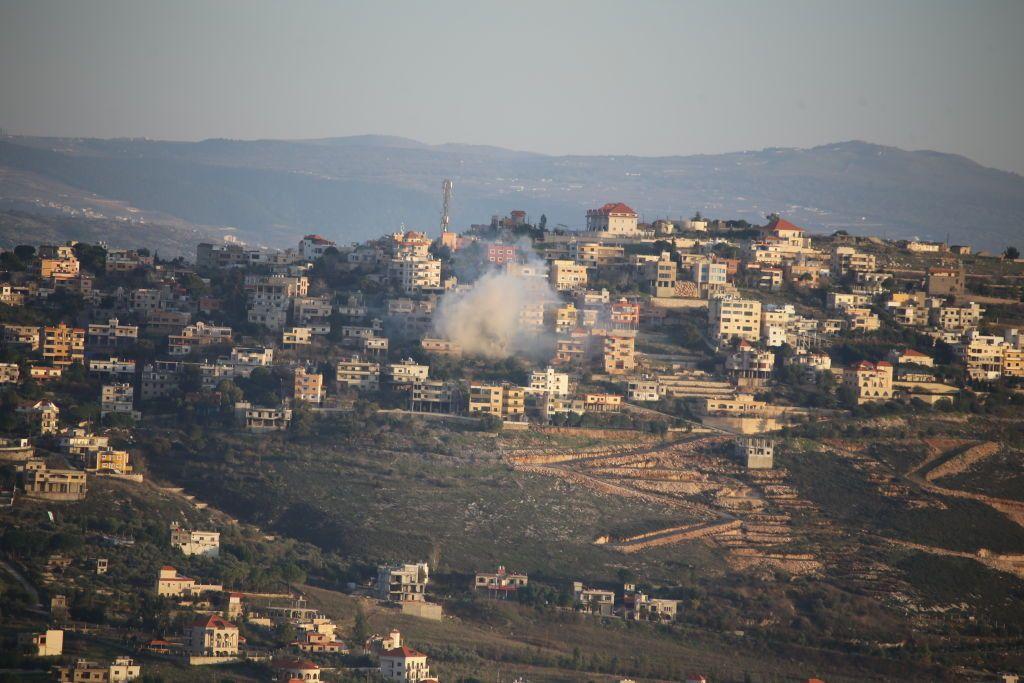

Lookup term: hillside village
[1,203,1024,682]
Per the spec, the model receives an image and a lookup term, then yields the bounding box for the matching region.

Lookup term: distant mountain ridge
[0,135,1021,251]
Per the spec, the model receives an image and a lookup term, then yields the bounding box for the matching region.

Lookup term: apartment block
[87,318,139,348]
[550,260,588,291]
[101,383,136,417]
[708,298,762,342]
[831,246,876,275]
[603,335,636,375]
[43,323,85,367]
[529,367,570,397]
[468,384,526,420]
[293,366,324,404]
[388,255,442,293]
[169,322,232,356]
[336,357,381,391]
[283,326,313,347]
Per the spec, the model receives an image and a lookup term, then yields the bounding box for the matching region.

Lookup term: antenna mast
[440,179,453,234]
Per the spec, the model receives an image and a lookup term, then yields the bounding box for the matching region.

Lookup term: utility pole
[440,179,452,235]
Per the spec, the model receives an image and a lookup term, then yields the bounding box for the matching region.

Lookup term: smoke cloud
[433,265,559,359]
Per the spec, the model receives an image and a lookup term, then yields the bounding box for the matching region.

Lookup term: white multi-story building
[586,202,639,236]
[529,367,570,397]
[299,234,336,260]
[388,256,441,293]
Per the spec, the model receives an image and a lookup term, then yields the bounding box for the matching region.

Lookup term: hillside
[2,136,1023,251]
[0,210,225,259]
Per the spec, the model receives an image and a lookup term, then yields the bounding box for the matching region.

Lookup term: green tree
[1004,246,1020,260]
[351,603,370,650]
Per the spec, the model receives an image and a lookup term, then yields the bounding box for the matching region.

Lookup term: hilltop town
[1,202,1023,682]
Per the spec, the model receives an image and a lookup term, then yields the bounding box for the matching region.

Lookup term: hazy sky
[2,0,1023,173]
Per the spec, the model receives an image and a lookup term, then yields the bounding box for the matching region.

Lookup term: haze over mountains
[0,134,1022,253]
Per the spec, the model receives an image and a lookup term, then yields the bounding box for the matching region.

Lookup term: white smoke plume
[433,247,560,359]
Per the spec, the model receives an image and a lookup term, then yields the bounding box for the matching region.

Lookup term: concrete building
[336,357,381,391]
[529,367,570,397]
[570,241,625,267]
[101,383,136,418]
[485,244,519,265]
[736,437,775,469]
[185,615,239,657]
[725,341,775,384]
[409,380,458,414]
[293,366,324,405]
[926,265,965,298]
[645,251,678,298]
[377,562,429,603]
[234,403,293,431]
[87,318,138,348]
[299,234,336,259]
[627,377,660,402]
[55,657,140,682]
[887,348,934,367]
[273,658,321,682]
[931,301,984,331]
[19,400,60,435]
[389,255,442,293]
[388,359,430,386]
[283,326,313,347]
[0,362,19,384]
[170,522,220,557]
[692,260,728,288]
[468,384,526,420]
[169,322,232,356]
[572,582,615,616]
[20,629,63,656]
[2,324,41,350]
[43,323,85,368]
[603,334,636,375]
[22,460,87,501]
[85,449,133,475]
[844,361,894,404]
[420,338,462,356]
[379,645,432,682]
[88,357,136,379]
[473,566,528,598]
[40,255,80,280]
[831,246,876,275]
[550,259,588,291]
[708,298,762,342]
[155,566,223,598]
[586,202,639,236]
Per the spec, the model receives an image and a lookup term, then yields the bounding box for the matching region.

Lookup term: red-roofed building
[887,348,935,367]
[760,216,811,249]
[293,630,348,654]
[843,361,894,404]
[380,645,431,681]
[299,235,336,260]
[185,614,239,657]
[587,202,639,236]
[272,657,321,681]
[473,566,528,598]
